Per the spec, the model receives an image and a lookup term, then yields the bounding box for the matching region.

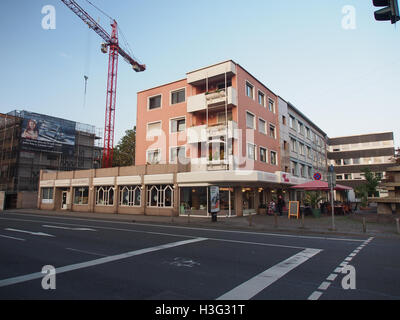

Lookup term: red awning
[290,180,353,191]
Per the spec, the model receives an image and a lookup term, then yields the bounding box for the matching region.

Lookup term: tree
[112,126,136,167]
[361,167,381,197]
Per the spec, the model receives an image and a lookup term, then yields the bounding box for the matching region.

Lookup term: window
[268,99,275,113]
[300,164,305,177]
[247,143,256,160]
[298,122,304,135]
[171,88,185,105]
[258,91,265,106]
[308,166,313,179]
[306,127,311,139]
[217,80,232,90]
[41,187,53,204]
[96,186,114,206]
[147,121,161,138]
[246,112,255,129]
[291,161,298,176]
[343,159,351,165]
[170,146,186,164]
[119,185,141,207]
[217,111,232,124]
[260,147,267,163]
[307,146,312,158]
[246,82,254,99]
[73,187,88,205]
[299,143,305,155]
[283,140,289,151]
[148,95,161,110]
[335,159,342,165]
[147,149,161,164]
[269,124,276,139]
[258,118,266,134]
[344,174,352,180]
[290,138,297,152]
[270,151,277,165]
[282,115,286,125]
[289,115,295,128]
[170,118,185,133]
[336,175,343,180]
[147,185,174,208]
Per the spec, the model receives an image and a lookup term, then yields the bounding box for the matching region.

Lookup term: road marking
[4,228,54,237]
[217,248,322,300]
[0,216,320,251]
[0,234,26,241]
[0,237,207,288]
[318,281,331,291]
[308,291,323,300]
[43,225,97,231]
[308,237,375,300]
[326,274,337,281]
[65,248,107,257]
[1,213,367,242]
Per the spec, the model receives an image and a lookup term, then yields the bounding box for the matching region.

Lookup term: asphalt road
[0,211,399,301]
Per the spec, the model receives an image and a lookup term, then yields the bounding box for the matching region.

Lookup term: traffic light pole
[328,165,336,231]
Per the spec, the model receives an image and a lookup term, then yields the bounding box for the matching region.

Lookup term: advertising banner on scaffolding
[19,111,76,154]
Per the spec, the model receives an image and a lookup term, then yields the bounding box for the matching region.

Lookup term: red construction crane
[60,0,145,168]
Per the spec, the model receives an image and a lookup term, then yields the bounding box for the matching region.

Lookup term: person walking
[277,195,285,216]
[268,199,276,216]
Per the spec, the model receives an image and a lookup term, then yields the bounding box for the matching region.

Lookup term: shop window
[41,187,54,204]
[119,185,141,207]
[73,187,88,205]
[96,186,114,206]
[147,185,174,208]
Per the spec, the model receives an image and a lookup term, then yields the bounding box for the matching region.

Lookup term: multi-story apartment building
[36,60,332,218]
[328,132,395,199]
[278,98,328,199]
[0,110,102,208]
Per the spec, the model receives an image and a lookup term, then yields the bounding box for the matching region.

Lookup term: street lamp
[327,165,337,231]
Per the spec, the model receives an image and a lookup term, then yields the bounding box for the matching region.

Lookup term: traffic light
[373,0,400,24]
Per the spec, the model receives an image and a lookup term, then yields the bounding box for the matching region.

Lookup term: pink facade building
[135,60,298,216]
[38,61,318,218]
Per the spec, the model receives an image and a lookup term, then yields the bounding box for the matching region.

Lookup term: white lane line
[0,237,207,288]
[318,281,331,291]
[0,234,26,241]
[326,274,338,281]
[0,217,320,251]
[308,291,323,300]
[4,228,54,238]
[308,237,375,300]
[217,248,322,300]
[0,214,367,242]
[65,248,107,257]
[43,225,97,231]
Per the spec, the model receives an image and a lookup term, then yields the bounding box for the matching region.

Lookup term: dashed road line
[307,237,374,300]
[217,248,322,300]
[0,234,26,241]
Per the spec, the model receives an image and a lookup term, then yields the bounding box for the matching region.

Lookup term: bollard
[396,218,400,235]
[249,213,252,227]
[188,210,190,224]
[301,212,305,229]
[362,217,366,233]
[274,213,278,229]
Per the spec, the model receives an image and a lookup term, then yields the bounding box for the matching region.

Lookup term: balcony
[187,87,237,113]
[187,61,236,85]
[189,156,236,172]
[187,121,238,144]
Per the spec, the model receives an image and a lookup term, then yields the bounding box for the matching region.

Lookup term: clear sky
[1,0,399,147]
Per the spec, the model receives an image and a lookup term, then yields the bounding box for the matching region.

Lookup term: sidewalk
[3,208,400,240]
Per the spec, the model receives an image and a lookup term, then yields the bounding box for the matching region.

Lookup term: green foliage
[112,126,136,167]
[360,167,381,197]
[304,191,324,209]
[355,184,368,207]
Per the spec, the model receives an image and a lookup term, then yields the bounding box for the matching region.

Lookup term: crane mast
[60,0,145,168]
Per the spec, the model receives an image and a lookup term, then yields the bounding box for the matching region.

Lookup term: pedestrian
[268,199,276,215]
[277,195,285,216]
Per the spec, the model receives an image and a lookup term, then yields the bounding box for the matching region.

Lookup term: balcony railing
[187,87,237,113]
[187,121,238,144]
